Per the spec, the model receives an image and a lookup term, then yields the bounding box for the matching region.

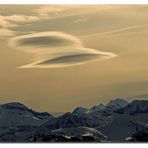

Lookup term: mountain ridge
[0,98,148,142]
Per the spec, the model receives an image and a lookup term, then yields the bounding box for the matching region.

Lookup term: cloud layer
[0,5,119,38]
[9,31,117,68]
[0,29,15,38]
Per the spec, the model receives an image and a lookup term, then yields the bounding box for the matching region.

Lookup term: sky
[0,5,148,112]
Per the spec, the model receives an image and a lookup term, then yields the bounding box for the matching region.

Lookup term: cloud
[0,14,40,38]
[32,5,120,27]
[18,48,115,69]
[10,32,82,53]
[0,29,15,38]
[3,15,39,22]
[82,24,148,38]
[0,5,122,39]
[0,6,98,29]
[0,15,39,29]
[9,31,117,68]
[34,6,71,17]
[34,5,119,18]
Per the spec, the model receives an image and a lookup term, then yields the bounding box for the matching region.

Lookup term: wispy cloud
[9,31,117,68]
[0,14,40,38]
[0,29,15,38]
[82,24,148,38]
[34,5,117,20]
[0,15,39,28]
[0,5,121,38]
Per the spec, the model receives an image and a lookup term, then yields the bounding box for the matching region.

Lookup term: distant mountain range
[0,98,148,142]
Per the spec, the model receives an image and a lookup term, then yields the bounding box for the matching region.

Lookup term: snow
[32,116,40,120]
[35,126,108,142]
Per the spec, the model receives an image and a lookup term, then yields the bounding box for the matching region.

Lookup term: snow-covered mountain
[35,98,130,138]
[72,98,129,119]
[51,112,65,117]
[91,104,106,112]
[0,98,148,142]
[107,98,129,109]
[97,113,144,141]
[71,99,128,128]
[0,102,54,127]
[115,100,148,115]
[72,104,106,115]
[125,123,148,142]
[72,107,90,115]
[36,112,88,136]
[98,100,148,141]
[0,102,54,142]
[33,126,108,142]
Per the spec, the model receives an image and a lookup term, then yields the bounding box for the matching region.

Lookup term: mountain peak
[1,102,28,109]
[72,107,89,115]
[115,99,148,114]
[0,102,54,128]
[107,98,129,109]
[91,104,106,112]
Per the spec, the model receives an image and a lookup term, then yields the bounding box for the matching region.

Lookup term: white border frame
[0,0,148,147]
[0,0,148,4]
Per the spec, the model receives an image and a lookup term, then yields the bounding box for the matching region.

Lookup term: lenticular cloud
[9,31,117,68]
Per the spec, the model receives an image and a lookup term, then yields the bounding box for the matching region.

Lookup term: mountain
[0,98,148,142]
[98,100,148,141]
[107,98,129,109]
[0,102,54,142]
[97,113,143,141]
[71,99,125,128]
[0,102,54,127]
[91,104,106,112]
[125,123,148,142]
[51,112,65,117]
[36,112,88,136]
[72,98,129,120]
[33,127,108,142]
[115,100,148,115]
[72,107,90,115]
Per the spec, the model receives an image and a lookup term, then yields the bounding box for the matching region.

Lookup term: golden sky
[0,5,148,112]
